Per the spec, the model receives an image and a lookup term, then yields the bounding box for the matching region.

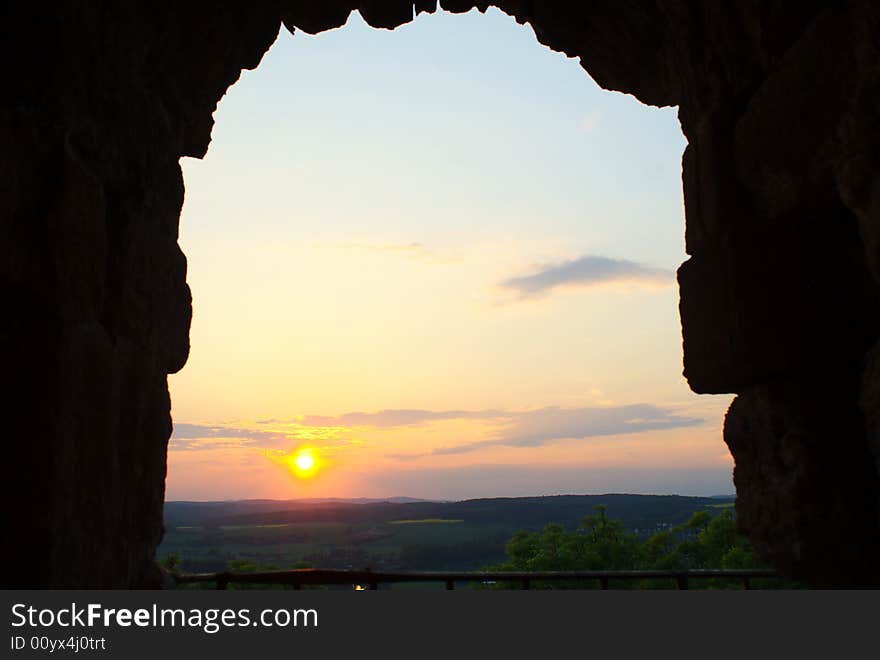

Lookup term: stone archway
[3,1,879,587]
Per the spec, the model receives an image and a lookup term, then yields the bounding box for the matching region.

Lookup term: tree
[488,505,773,589]
[160,553,181,572]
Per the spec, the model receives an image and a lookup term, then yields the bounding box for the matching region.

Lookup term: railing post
[364,568,378,590]
[167,568,775,592]
[216,573,230,590]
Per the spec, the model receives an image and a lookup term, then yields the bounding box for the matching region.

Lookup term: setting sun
[295,452,315,472]
[288,449,320,479]
[264,447,325,482]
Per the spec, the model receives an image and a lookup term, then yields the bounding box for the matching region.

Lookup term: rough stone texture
[2,1,880,587]
[725,380,880,586]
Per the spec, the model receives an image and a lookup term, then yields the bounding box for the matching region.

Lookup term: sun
[295,452,315,472]
[287,448,320,479]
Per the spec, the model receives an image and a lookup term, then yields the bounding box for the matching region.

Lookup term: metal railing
[173,568,780,590]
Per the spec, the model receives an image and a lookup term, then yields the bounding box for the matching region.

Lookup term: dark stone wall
[2,0,879,586]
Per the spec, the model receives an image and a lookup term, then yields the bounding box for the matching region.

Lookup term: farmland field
[158,494,735,574]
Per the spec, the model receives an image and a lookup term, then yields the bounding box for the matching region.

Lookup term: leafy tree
[487,505,780,589]
[223,558,317,590]
[160,553,181,572]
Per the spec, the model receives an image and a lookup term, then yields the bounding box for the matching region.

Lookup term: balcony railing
[173,568,780,590]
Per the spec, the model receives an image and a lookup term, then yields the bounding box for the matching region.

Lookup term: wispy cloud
[170,422,346,451]
[499,255,673,299]
[300,409,506,428]
[428,405,702,456]
[171,424,284,450]
[172,404,702,455]
[172,423,269,440]
[301,404,701,458]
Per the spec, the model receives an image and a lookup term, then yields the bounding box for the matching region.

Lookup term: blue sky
[167,8,735,501]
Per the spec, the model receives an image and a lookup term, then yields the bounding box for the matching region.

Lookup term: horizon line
[164,491,737,504]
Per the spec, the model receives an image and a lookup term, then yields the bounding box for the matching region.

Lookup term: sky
[166,7,735,502]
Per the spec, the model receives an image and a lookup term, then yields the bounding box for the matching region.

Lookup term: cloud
[300,409,505,428]
[169,422,344,451]
[173,404,703,455]
[499,255,673,299]
[171,423,272,440]
[428,405,703,456]
[170,423,286,450]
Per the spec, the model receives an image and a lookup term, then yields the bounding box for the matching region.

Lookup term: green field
[158,494,736,574]
[160,519,512,573]
[388,518,464,524]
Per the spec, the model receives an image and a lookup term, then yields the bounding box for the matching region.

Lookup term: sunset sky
[166,8,735,501]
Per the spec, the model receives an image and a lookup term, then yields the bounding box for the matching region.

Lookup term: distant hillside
[163,497,438,527]
[160,494,737,573]
[164,494,734,531]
